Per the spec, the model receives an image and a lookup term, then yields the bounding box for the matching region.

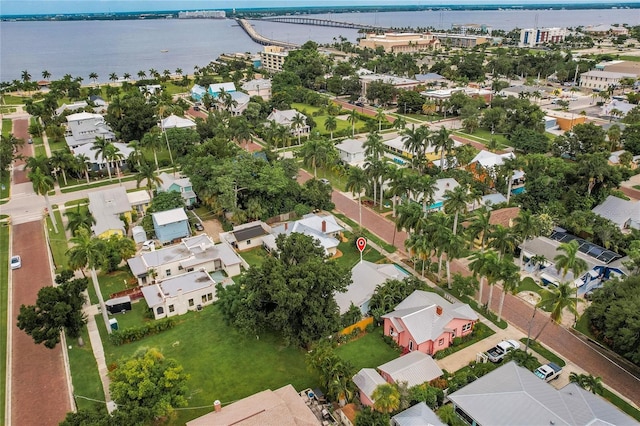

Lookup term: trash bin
[109,318,119,331]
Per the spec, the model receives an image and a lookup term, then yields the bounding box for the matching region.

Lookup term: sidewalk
[83,303,116,413]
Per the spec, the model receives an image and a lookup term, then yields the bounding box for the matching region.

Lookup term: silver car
[10,255,21,270]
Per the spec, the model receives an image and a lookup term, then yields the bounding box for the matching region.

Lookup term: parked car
[10,255,21,270]
[534,363,562,382]
[141,240,155,251]
[486,340,520,363]
[194,222,204,231]
[319,178,330,185]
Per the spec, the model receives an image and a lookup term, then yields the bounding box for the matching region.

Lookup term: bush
[109,317,176,346]
[382,334,402,351]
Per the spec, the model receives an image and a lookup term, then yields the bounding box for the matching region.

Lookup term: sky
[2,0,639,16]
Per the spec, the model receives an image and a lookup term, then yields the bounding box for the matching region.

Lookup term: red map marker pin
[356,237,367,253]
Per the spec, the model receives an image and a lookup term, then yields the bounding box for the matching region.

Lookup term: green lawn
[332,234,385,270]
[633,185,640,191]
[434,322,495,359]
[333,213,397,254]
[48,138,68,153]
[240,247,270,268]
[0,175,9,199]
[2,119,13,136]
[85,269,136,306]
[0,222,10,421]
[0,107,17,114]
[291,102,369,137]
[67,326,105,411]
[47,210,69,271]
[94,304,319,425]
[335,327,399,370]
[60,175,136,193]
[602,388,640,422]
[517,276,543,294]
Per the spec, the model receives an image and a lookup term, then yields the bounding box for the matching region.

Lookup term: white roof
[336,261,409,314]
[592,195,640,229]
[336,138,365,155]
[88,187,131,236]
[581,70,636,79]
[378,351,443,388]
[433,178,460,203]
[209,82,236,94]
[66,111,100,122]
[242,78,272,92]
[160,114,196,129]
[141,270,215,307]
[392,402,446,426]
[470,150,515,169]
[267,109,308,126]
[352,368,386,402]
[152,207,188,226]
[382,290,478,344]
[127,190,151,206]
[360,73,419,86]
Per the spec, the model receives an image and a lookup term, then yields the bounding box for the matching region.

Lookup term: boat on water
[161,49,169,53]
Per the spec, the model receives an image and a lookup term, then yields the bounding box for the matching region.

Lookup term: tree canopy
[17,272,87,348]
[109,348,189,423]
[216,233,351,347]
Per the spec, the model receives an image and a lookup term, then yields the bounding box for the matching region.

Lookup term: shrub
[109,317,176,346]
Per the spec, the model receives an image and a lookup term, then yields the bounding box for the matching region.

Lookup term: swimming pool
[511,187,526,195]
[394,264,411,276]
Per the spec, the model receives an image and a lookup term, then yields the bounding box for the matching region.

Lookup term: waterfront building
[519,27,567,47]
[359,32,440,53]
[579,70,636,91]
[432,33,488,48]
[583,24,629,36]
[64,112,115,148]
[260,46,289,73]
[241,78,272,100]
[177,10,225,19]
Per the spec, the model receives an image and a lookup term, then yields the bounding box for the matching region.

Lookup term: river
[1,7,639,83]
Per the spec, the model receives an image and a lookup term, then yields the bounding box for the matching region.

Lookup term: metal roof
[392,402,446,426]
[352,368,386,401]
[377,351,443,388]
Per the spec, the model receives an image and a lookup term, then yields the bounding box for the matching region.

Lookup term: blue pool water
[429,201,444,210]
[394,264,411,276]
[511,187,526,195]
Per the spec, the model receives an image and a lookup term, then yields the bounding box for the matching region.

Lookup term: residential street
[298,168,640,408]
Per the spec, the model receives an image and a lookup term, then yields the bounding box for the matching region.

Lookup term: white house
[216,91,250,116]
[220,221,273,251]
[266,109,310,136]
[241,78,272,100]
[579,70,636,91]
[270,213,344,257]
[71,141,132,172]
[64,112,115,148]
[141,269,218,319]
[127,234,243,286]
[592,195,640,231]
[160,114,196,129]
[336,139,367,166]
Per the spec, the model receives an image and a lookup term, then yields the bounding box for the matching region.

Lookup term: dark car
[194,222,204,231]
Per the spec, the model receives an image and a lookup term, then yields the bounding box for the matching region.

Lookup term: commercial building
[579,70,637,91]
[260,45,289,73]
[519,27,567,47]
[359,32,440,53]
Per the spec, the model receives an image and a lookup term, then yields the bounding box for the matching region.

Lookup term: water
[2,7,640,83]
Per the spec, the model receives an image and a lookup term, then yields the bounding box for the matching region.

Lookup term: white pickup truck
[486,340,520,363]
[534,363,563,382]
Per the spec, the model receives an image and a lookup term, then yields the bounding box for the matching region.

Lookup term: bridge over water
[260,16,390,32]
[236,18,300,48]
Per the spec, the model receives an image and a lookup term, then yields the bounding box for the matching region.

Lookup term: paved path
[298,169,640,408]
[10,222,72,425]
[11,118,31,185]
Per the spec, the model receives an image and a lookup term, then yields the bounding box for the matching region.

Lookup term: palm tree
[90,137,115,180]
[89,72,98,84]
[375,108,387,132]
[467,207,493,250]
[299,138,333,178]
[488,224,519,260]
[49,150,73,186]
[469,249,499,307]
[175,68,183,77]
[67,228,111,333]
[141,130,163,171]
[29,168,58,233]
[109,72,118,83]
[534,282,577,340]
[514,210,541,269]
[324,115,337,139]
[444,232,466,288]
[137,70,146,80]
[496,258,520,322]
[135,160,163,199]
[41,70,51,80]
[569,373,604,395]
[388,168,409,218]
[76,154,92,184]
[415,175,437,214]
[346,167,368,227]
[401,125,429,165]
[371,383,400,414]
[554,239,588,325]
[443,185,471,235]
[122,72,131,81]
[393,116,406,131]
[23,154,51,176]
[106,144,125,185]
[405,233,433,277]
[65,203,96,236]
[347,108,358,137]
[431,126,454,169]
[291,113,306,145]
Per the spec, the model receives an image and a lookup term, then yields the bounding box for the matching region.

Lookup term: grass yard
[0,107,16,114]
[602,388,640,422]
[0,223,10,420]
[291,102,368,137]
[48,138,68,152]
[94,305,319,425]
[519,338,565,367]
[633,185,640,191]
[332,235,385,270]
[517,276,543,294]
[240,247,270,268]
[47,210,69,271]
[85,268,136,305]
[0,175,9,199]
[67,326,105,411]
[2,119,12,136]
[60,175,136,193]
[335,327,399,370]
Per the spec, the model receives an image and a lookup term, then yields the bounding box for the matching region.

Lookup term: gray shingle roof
[592,195,640,229]
[377,351,443,388]
[448,362,638,426]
